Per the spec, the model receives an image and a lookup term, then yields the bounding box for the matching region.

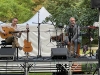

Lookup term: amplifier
[0,48,16,61]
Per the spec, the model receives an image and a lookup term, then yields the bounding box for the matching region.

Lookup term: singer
[64,17,81,57]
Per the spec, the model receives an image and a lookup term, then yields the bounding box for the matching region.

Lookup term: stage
[0,56,98,74]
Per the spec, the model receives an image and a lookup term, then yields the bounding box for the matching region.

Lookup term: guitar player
[64,17,81,57]
[0,17,22,50]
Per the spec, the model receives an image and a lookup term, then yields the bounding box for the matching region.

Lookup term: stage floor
[0,55,98,73]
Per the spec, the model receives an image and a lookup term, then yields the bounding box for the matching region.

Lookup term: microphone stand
[37,10,42,58]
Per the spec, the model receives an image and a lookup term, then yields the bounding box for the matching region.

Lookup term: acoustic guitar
[23,24,33,52]
[0,27,25,39]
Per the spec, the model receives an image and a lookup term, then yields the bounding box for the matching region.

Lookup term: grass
[0,72,52,75]
[29,73,52,75]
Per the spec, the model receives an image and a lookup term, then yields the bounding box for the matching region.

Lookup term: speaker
[91,0,100,8]
[0,48,16,61]
[51,48,68,59]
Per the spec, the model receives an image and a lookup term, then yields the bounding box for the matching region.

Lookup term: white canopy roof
[23,7,52,25]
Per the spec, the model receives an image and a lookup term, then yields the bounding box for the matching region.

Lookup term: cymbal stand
[46,28,55,47]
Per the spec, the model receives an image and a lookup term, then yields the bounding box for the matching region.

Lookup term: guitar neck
[27,28,29,42]
[9,31,25,33]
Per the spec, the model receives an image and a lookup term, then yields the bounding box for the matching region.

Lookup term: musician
[0,17,22,50]
[64,17,81,56]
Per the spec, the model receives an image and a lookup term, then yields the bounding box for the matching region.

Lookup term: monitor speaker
[91,0,100,8]
[51,48,68,59]
[0,48,16,60]
[0,48,16,55]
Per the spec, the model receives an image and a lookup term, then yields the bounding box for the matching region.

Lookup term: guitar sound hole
[25,47,30,48]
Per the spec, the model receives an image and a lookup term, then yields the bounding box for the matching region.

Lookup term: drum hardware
[50,27,67,48]
[46,29,55,47]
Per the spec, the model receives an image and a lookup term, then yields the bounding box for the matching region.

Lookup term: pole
[37,10,42,58]
[24,62,29,75]
[98,8,100,75]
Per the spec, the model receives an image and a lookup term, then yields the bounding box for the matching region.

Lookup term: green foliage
[45,0,98,27]
[0,0,99,27]
[82,63,98,73]
[0,0,34,23]
[43,0,99,45]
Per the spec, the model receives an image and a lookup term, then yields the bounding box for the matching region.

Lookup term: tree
[44,0,98,27]
[0,0,34,23]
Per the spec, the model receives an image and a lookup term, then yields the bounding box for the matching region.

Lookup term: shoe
[18,46,23,50]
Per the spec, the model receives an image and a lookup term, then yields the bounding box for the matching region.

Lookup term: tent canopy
[23,7,52,25]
